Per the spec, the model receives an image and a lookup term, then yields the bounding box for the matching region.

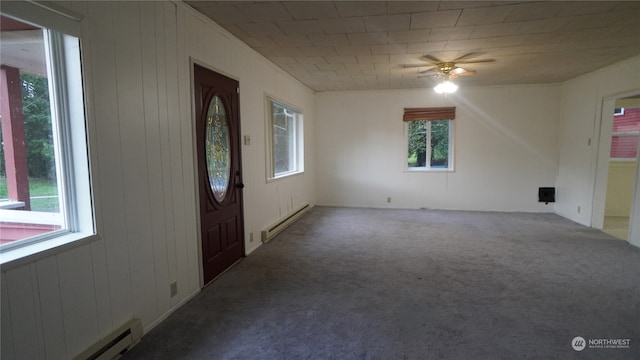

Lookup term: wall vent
[74,318,142,360]
[261,204,310,243]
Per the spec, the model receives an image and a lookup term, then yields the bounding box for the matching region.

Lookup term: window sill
[0,232,100,270]
[404,168,455,173]
[267,170,305,183]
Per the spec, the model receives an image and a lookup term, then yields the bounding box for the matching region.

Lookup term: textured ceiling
[185,1,640,92]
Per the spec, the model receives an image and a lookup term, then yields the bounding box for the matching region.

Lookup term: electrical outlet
[387,197,391,203]
[170,281,177,297]
[250,232,254,242]
[577,206,581,214]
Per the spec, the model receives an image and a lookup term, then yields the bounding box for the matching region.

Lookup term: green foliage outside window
[430,120,449,167]
[407,120,427,167]
[0,73,55,179]
[22,73,56,179]
[407,119,450,168]
[272,102,298,175]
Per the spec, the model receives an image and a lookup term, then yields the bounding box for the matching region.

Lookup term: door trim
[591,89,640,246]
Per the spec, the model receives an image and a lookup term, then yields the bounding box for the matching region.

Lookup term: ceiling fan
[404,53,495,80]
[404,53,495,93]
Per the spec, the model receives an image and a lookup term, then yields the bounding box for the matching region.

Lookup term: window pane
[205,96,230,202]
[610,107,640,159]
[611,135,638,159]
[1,23,63,247]
[430,120,449,168]
[407,119,452,170]
[407,120,427,168]
[612,108,640,132]
[272,103,296,175]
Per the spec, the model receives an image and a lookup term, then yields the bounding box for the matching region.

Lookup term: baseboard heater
[74,318,142,360]
[261,204,310,243]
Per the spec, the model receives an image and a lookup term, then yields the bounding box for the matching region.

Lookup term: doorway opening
[594,93,640,242]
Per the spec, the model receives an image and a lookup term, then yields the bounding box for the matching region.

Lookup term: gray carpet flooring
[123,207,640,360]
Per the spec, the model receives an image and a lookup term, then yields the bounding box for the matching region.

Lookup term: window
[267,98,303,179]
[1,6,95,263]
[610,107,640,161]
[404,107,455,171]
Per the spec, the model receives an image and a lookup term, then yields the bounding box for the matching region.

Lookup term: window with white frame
[267,98,303,179]
[404,107,455,171]
[0,6,95,262]
[610,107,640,161]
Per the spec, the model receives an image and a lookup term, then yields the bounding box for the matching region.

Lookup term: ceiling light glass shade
[434,80,458,94]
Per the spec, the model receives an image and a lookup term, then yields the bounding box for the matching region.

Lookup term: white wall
[604,162,636,217]
[1,2,315,359]
[316,85,560,212]
[183,6,316,252]
[556,55,640,227]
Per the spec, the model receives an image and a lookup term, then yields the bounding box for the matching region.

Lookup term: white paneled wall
[315,85,560,212]
[556,55,640,227]
[1,1,315,359]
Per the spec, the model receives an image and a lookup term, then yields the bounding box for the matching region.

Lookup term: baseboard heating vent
[74,318,142,360]
[262,204,310,243]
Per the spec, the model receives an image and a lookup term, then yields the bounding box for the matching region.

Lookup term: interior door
[194,64,245,285]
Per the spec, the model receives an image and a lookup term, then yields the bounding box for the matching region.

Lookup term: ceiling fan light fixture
[434,80,458,94]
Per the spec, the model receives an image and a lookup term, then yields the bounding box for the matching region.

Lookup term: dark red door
[194,64,245,285]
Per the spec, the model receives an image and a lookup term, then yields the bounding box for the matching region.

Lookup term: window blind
[403,107,455,121]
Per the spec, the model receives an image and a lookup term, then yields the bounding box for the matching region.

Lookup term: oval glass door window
[205,96,231,203]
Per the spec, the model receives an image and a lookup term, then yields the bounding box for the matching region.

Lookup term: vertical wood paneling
[162,1,181,305]
[89,239,113,339]
[35,257,67,359]
[5,266,43,359]
[57,246,99,357]
[1,273,15,360]
[28,263,46,356]
[69,0,115,342]
[188,11,208,291]
[140,0,170,314]
[112,1,158,327]
[180,9,199,294]
[188,18,202,63]
[172,6,192,296]
[156,1,179,306]
[87,1,133,328]
[2,3,318,357]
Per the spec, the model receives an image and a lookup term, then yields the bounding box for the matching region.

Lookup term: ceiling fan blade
[456,58,495,64]
[418,67,437,74]
[456,69,477,77]
[421,54,443,63]
[403,64,428,68]
[453,52,483,62]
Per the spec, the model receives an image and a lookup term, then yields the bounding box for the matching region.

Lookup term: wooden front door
[194,64,245,285]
